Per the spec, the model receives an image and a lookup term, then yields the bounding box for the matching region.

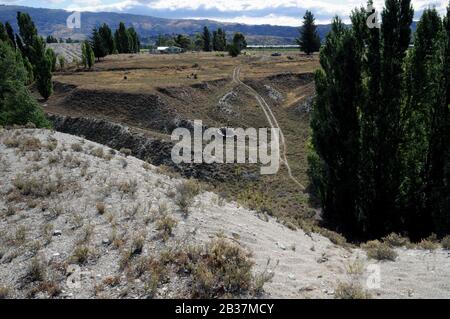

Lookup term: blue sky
[0,1,448,26]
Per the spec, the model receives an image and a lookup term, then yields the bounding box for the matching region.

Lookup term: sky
[0,0,448,26]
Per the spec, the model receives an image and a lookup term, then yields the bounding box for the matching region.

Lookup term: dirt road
[232,66,306,191]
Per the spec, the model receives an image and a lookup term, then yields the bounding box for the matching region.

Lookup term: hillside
[0,128,449,299]
[0,4,334,45]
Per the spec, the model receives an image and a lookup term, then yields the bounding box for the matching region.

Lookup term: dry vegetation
[0,128,273,299]
[43,51,320,239]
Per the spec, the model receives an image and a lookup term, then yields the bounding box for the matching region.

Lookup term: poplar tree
[298,11,321,55]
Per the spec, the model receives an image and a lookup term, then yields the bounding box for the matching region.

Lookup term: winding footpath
[232,66,306,191]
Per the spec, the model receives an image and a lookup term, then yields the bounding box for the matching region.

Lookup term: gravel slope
[0,128,449,299]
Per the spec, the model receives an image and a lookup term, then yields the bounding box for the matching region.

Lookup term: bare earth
[1,129,449,299]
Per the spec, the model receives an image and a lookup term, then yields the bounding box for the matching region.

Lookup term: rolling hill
[0,4,334,45]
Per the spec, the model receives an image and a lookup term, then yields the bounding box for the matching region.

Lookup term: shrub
[417,239,439,251]
[71,143,83,152]
[156,215,178,242]
[131,235,145,255]
[175,180,201,216]
[318,228,348,247]
[0,286,9,299]
[441,236,450,250]
[27,257,46,282]
[334,282,371,299]
[362,240,397,261]
[90,147,104,158]
[14,175,58,197]
[19,137,42,152]
[382,233,410,247]
[120,148,132,157]
[190,239,254,298]
[70,245,90,265]
[96,202,106,215]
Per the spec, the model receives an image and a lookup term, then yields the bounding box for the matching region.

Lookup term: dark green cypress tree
[45,47,57,72]
[99,23,114,55]
[425,3,450,236]
[202,26,211,52]
[309,17,363,237]
[91,27,108,61]
[367,0,413,237]
[5,22,16,49]
[128,27,139,53]
[33,36,53,99]
[114,22,130,54]
[212,30,219,51]
[0,23,8,42]
[298,11,321,55]
[401,8,444,238]
[358,1,382,234]
[0,40,50,127]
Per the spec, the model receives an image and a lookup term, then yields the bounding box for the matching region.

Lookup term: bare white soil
[0,128,449,299]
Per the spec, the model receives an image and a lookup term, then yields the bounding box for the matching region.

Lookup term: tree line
[155,26,247,57]
[0,12,51,127]
[309,0,450,241]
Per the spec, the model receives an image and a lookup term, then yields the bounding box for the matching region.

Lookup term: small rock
[299,286,315,292]
[102,238,110,245]
[277,242,286,250]
[53,230,62,236]
[288,274,296,280]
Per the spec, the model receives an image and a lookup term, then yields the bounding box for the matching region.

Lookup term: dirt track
[232,66,306,191]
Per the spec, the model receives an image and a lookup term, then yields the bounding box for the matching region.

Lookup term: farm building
[152,46,184,54]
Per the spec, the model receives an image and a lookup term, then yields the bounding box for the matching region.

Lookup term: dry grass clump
[3,136,20,148]
[382,233,411,247]
[334,282,371,299]
[70,245,90,265]
[118,179,138,197]
[28,281,61,298]
[318,228,348,247]
[175,179,201,216]
[13,174,61,197]
[123,239,270,298]
[71,143,83,152]
[96,202,106,215]
[103,276,121,287]
[90,147,104,159]
[417,239,439,251]
[27,257,47,282]
[19,137,42,152]
[362,240,397,261]
[120,148,132,157]
[441,236,450,250]
[187,239,255,298]
[0,286,9,299]
[156,215,178,242]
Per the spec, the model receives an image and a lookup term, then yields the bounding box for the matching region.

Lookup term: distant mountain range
[0,5,335,45]
[0,5,418,45]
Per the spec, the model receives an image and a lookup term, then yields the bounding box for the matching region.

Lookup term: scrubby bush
[441,236,450,250]
[334,282,371,299]
[382,233,410,247]
[175,179,200,216]
[362,240,397,261]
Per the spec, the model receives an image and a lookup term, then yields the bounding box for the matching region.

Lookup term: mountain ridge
[0,4,329,45]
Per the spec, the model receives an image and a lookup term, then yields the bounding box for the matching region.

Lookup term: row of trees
[202,26,247,56]
[0,13,55,100]
[0,14,50,127]
[155,27,247,56]
[309,0,450,240]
